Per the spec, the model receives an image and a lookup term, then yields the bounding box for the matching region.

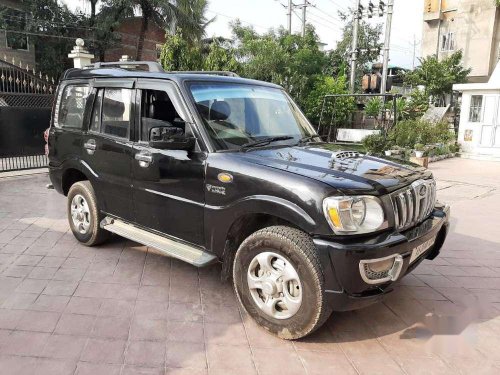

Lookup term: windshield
[189,82,316,151]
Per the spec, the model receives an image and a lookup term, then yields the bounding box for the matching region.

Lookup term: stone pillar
[68,38,94,68]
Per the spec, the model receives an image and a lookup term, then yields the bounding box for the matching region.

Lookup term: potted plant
[414,143,426,158]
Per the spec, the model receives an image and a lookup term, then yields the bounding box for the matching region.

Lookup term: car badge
[419,185,427,196]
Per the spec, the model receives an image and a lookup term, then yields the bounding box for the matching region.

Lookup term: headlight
[323,196,386,234]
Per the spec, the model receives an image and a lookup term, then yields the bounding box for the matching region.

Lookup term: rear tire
[233,225,332,339]
[67,181,109,246]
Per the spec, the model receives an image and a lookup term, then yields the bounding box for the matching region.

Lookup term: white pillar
[68,38,94,69]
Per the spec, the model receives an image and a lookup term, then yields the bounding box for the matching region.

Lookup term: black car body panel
[48,68,449,312]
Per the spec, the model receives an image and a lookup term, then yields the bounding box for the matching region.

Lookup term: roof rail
[85,61,164,73]
[169,71,240,77]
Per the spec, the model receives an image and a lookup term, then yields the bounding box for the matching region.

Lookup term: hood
[235,144,432,195]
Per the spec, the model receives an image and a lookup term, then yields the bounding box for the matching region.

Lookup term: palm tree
[100,0,211,61]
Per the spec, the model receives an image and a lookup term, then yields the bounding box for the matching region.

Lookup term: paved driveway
[0,158,500,374]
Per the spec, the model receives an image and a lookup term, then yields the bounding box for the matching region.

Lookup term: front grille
[391,179,436,231]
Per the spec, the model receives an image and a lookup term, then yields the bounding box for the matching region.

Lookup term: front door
[131,79,206,246]
[81,80,135,222]
[480,95,500,148]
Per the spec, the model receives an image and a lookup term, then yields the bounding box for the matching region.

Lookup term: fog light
[359,254,403,284]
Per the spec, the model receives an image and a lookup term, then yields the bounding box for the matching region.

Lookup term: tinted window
[57,85,90,129]
[140,89,185,141]
[102,88,133,139]
[190,83,314,150]
[90,89,103,132]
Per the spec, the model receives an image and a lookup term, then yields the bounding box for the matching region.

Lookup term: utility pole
[287,0,293,34]
[350,0,361,93]
[380,0,394,94]
[436,0,443,58]
[302,0,307,37]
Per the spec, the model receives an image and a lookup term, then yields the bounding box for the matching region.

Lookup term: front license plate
[409,237,435,264]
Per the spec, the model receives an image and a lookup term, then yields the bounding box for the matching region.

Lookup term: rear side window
[101,88,133,139]
[55,85,90,129]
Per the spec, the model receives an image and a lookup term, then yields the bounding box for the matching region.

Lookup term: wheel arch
[214,196,320,281]
[62,168,89,196]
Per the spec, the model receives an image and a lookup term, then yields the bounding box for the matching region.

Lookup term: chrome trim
[359,254,403,285]
[391,179,436,231]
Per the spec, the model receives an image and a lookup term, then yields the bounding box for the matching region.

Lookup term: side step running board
[100,217,217,267]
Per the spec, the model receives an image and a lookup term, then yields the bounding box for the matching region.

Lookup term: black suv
[47,61,449,339]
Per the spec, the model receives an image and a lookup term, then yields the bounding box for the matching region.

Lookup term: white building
[453,62,500,161]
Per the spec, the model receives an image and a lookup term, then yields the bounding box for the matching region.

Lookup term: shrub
[388,119,454,148]
[362,133,388,154]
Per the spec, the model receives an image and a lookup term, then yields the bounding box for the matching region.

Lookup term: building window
[2,9,29,51]
[441,32,455,52]
[469,95,483,123]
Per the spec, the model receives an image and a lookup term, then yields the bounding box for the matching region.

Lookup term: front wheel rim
[247,251,302,320]
[70,194,91,234]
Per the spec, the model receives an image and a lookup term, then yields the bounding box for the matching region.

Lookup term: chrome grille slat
[391,179,437,231]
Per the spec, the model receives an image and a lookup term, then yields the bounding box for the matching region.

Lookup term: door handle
[135,151,153,167]
[83,140,96,155]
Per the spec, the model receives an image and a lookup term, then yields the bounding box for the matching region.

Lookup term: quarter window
[469,95,483,122]
[101,88,133,139]
[56,85,90,129]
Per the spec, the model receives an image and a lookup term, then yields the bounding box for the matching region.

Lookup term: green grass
[321,142,365,153]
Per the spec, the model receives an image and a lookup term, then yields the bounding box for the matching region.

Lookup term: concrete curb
[0,168,49,179]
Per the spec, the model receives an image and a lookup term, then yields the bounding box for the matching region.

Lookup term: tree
[0,0,85,78]
[232,23,328,110]
[100,0,211,60]
[304,74,354,135]
[327,10,383,89]
[404,51,471,105]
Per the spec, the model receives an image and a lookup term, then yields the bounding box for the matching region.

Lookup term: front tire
[67,181,109,246]
[233,225,332,339]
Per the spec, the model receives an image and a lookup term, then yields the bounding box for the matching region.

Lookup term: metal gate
[0,56,56,172]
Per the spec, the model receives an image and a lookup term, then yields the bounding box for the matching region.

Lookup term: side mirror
[149,126,195,151]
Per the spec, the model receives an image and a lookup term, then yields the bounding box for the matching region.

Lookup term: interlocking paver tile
[91,315,131,339]
[55,313,95,335]
[35,358,77,375]
[65,296,102,315]
[41,334,87,359]
[125,340,166,367]
[16,310,60,333]
[167,321,204,343]
[130,317,168,341]
[43,280,78,296]
[1,160,500,374]
[74,362,121,375]
[80,338,126,364]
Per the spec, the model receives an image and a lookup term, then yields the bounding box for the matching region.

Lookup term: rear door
[81,79,135,222]
[131,79,206,245]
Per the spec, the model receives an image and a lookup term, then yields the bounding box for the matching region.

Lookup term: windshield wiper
[297,135,322,145]
[240,136,294,151]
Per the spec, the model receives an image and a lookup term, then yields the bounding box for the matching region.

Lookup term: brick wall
[104,17,166,62]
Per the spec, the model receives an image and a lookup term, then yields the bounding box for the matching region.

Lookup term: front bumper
[314,203,450,311]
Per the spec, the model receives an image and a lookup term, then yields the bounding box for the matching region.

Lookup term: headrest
[152,100,176,122]
[103,98,125,118]
[210,101,231,121]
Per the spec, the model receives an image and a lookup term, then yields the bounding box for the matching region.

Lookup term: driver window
[140,89,185,141]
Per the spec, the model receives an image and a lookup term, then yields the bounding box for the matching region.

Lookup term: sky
[61,0,424,69]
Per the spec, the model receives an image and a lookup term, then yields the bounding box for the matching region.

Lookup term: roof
[61,67,283,89]
[454,60,500,91]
